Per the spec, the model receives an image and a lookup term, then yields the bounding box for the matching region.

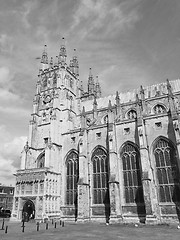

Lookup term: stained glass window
[121,143,144,204]
[66,151,79,205]
[92,148,109,204]
[154,138,180,203]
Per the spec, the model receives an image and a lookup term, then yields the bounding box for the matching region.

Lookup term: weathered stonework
[12,41,180,224]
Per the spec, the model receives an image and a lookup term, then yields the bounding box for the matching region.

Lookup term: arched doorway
[22,200,35,221]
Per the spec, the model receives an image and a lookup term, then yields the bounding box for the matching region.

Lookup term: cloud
[0,34,14,55]
[68,0,142,40]
[0,66,31,117]
[0,125,26,185]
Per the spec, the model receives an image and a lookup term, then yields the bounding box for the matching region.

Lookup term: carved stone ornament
[86,117,97,126]
[43,95,51,104]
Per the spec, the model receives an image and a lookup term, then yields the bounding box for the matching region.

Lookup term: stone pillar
[77,134,90,221]
[138,123,159,222]
[107,102,121,223]
[108,129,121,223]
[171,118,180,168]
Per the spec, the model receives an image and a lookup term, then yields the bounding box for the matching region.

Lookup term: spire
[166,79,173,98]
[95,76,101,98]
[88,68,95,95]
[69,60,73,72]
[58,37,67,66]
[54,55,58,67]
[82,106,86,117]
[93,95,97,106]
[41,45,48,70]
[108,100,112,112]
[72,49,79,76]
[140,85,145,101]
[49,57,53,68]
[115,91,120,106]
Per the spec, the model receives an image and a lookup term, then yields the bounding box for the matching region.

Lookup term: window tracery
[154,138,180,203]
[121,143,144,204]
[66,151,79,205]
[92,147,109,204]
[127,110,137,120]
[153,104,166,114]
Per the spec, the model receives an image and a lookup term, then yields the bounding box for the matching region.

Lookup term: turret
[72,49,79,76]
[58,37,67,67]
[87,68,95,96]
[41,45,48,71]
[95,76,101,98]
[49,57,53,68]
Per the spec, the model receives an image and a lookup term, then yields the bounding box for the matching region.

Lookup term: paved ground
[0,218,180,240]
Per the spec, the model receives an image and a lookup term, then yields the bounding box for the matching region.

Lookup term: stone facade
[12,40,180,224]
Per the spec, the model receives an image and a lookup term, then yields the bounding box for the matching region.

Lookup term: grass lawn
[0,218,180,240]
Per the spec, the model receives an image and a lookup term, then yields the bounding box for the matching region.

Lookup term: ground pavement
[0,218,180,240]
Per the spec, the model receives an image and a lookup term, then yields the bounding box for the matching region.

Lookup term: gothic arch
[125,109,137,120]
[120,141,144,204]
[22,199,35,221]
[37,151,45,168]
[152,136,180,203]
[64,149,79,164]
[91,145,107,157]
[119,141,139,154]
[65,150,79,206]
[91,146,109,205]
[152,103,168,115]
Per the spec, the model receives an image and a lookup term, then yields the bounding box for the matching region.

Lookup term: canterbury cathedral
[12,39,180,224]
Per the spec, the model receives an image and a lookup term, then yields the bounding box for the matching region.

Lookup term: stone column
[77,134,90,221]
[107,101,121,223]
[108,128,121,223]
[137,122,159,223]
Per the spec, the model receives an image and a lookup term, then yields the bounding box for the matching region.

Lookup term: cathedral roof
[82,79,180,112]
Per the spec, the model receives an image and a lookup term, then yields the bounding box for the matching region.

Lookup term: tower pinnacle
[41,45,48,70]
[88,68,95,95]
[58,37,67,66]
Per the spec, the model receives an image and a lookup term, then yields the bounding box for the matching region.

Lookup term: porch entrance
[22,200,35,221]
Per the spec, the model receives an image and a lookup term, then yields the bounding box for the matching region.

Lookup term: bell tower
[12,38,82,221]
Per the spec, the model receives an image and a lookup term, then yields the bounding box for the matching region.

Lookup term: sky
[1,0,180,185]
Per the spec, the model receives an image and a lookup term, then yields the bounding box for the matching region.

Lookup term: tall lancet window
[121,142,144,204]
[154,138,180,203]
[66,151,79,205]
[92,147,109,204]
[37,152,45,168]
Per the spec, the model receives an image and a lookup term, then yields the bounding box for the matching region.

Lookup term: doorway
[22,200,35,221]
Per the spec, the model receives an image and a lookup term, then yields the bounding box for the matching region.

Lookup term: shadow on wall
[168,113,180,221]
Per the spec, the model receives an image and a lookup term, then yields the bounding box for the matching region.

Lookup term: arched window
[127,110,137,120]
[121,143,144,204]
[66,151,79,205]
[154,138,180,203]
[37,153,45,168]
[153,104,166,114]
[92,147,109,204]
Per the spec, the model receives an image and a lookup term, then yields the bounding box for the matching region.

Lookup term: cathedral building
[12,39,180,224]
